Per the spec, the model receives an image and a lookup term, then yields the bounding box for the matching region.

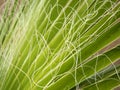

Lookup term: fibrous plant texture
[0,0,120,90]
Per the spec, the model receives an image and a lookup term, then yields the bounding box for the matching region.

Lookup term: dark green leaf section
[72,61,120,89]
[83,73,120,90]
[46,46,120,90]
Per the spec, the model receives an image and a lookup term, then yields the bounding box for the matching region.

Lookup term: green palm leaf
[0,0,120,90]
